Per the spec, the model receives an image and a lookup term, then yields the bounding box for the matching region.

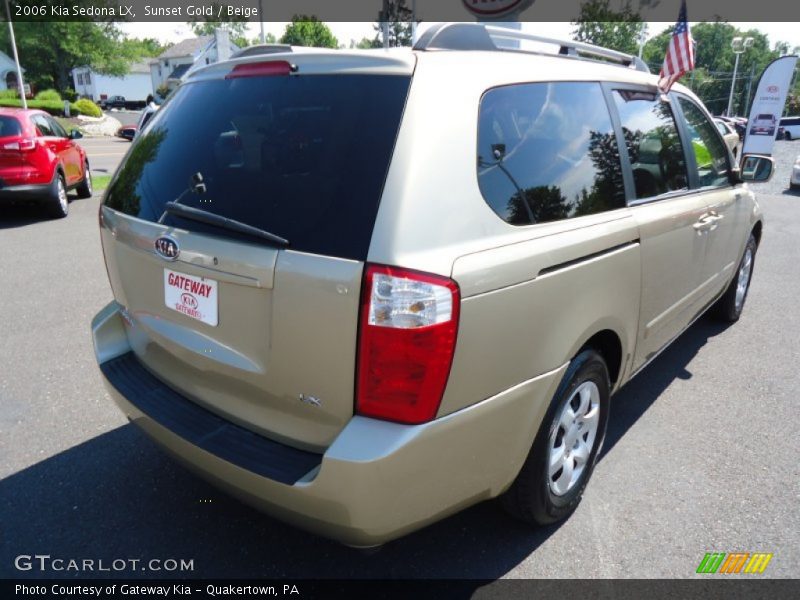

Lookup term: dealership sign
[741,55,798,156]
[462,0,536,19]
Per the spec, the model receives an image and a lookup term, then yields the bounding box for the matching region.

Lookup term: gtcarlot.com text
[14,554,194,573]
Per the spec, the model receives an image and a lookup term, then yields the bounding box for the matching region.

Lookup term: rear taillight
[356,264,460,424]
[2,138,35,151]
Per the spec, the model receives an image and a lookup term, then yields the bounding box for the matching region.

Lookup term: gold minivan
[92,23,773,547]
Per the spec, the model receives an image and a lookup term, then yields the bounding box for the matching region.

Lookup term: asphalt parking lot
[0,141,798,580]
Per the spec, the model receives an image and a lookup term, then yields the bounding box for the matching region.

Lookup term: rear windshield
[0,116,22,137]
[105,74,410,260]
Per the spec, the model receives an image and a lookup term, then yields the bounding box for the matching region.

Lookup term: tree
[121,37,167,60]
[571,0,646,55]
[643,22,781,115]
[0,22,131,92]
[188,4,250,47]
[279,16,338,49]
[371,0,413,48]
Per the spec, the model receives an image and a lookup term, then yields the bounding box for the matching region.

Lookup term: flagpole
[4,0,27,109]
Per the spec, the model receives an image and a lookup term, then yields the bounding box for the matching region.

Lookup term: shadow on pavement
[1,317,728,581]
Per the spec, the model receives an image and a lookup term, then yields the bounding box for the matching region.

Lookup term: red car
[0,108,92,218]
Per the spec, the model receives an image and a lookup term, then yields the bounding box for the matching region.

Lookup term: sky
[119,21,800,52]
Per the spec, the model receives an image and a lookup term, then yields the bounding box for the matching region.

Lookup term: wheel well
[581,330,622,386]
[752,221,763,247]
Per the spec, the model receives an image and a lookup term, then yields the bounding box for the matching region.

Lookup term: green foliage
[34,89,62,102]
[354,37,382,49]
[0,89,18,99]
[62,89,79,103]
[120,37,167,60]
[571,0,646,55]
[279,16,338,49]
[74,98,102,118]
[0,98,80,116]
[188,4,250,47]
[0,22,129,92]
[643,22,782,116]
[371,0,413,48]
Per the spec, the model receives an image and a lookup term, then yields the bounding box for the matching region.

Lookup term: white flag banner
[741,55,798,157]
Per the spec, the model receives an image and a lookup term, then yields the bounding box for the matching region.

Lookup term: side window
[47,116,68,138]
[32,115,54,137]
[477,81,625,226]
[677,97,731,188]
[612,90,688,200]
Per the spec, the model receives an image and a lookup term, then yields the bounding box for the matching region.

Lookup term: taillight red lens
[2,138,35,151]
[356,264,460,424]
[225,61,294,79]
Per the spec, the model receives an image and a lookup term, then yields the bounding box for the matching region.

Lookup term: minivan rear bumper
[92,301,565,546]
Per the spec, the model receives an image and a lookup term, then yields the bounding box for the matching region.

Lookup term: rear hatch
[99,53,413,451]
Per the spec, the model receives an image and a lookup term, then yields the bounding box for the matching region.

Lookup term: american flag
[658,0,695,92]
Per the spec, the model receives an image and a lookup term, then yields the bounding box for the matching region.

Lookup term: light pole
[727,36,753,117]
[4,0,27,108]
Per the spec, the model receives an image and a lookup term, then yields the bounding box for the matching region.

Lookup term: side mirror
[69,129,83,140]
[740,154,774,183]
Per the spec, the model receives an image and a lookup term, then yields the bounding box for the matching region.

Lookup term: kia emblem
[155,236,180,261]
[767,85,779,93]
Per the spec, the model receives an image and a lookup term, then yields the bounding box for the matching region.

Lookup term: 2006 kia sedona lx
[92,23,773,546]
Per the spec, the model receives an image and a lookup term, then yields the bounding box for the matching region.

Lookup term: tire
[501,349,610,526]
[713,234,757,323]
[75,163,93,199]
[48,173,69,218]
[785,132,792,141]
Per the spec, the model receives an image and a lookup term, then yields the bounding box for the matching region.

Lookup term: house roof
[157,36,212,60]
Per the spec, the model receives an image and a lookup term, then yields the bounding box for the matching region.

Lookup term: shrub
[34,89,61,102]
[0,89,18,99]
[62,88,78,102]
[74,98,102,117]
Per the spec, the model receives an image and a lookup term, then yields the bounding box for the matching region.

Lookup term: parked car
[779,116,800,140]
[0,108,92,217]
[714,118,739,157]
[91,23,773,547]
[717,115,746,139]
[749,113,777,136]
[100,95,126,110]
[133,104,158,139]
[116,124,137,141]
[791,154,800,190]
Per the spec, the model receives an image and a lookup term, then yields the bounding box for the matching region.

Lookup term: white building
[72,59,153,103]
[0,50,25,91]
[150,30,239,98]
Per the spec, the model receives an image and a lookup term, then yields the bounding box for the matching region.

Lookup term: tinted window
[0,116,22,137]
[612,91,688,199]
[105,75,410,261]
[678,97,730,188]
[32,115,54,137]
[47,115,68,138]
[477,82,625,226]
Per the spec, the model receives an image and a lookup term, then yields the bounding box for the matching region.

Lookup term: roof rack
[412,23,650,74]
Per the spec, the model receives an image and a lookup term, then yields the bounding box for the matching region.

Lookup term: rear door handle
[693,214,716,231]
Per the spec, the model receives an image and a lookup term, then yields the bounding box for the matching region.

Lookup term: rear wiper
[161,202,290,247]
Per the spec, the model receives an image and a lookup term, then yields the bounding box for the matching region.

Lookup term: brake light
[2,138,35,151]
[225,61,295,79]
[356,264,460,424]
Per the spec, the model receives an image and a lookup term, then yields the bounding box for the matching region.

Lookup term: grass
[54,116,83,134]
[91,174,112,192]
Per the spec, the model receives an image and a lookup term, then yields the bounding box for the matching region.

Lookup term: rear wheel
[714,234,757,322]
[786,131,792,141]
[76,163,93,198]
[48,173,69,218]
[501,349,610,525]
